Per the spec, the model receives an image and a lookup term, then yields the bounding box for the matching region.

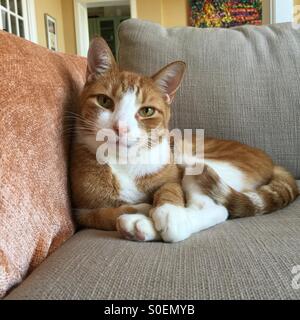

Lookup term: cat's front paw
[151,204,192,243]
[117,214,161,242]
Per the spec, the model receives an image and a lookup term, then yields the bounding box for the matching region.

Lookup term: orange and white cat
[70,38,299,243]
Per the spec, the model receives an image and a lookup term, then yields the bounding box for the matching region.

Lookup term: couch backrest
[119,20,300,178]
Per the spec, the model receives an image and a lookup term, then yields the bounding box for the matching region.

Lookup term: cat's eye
[97,94,114,110]
[138,107,156,118]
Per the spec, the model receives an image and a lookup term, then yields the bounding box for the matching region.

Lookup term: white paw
[151,204,192,243]
[116,214,160,242]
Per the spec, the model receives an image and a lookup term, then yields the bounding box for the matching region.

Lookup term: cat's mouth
[115,133,150,150]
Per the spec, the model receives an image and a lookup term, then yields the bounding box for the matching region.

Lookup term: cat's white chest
[110,165,147,204]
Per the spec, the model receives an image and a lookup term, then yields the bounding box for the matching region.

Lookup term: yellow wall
[34,0,76,54]
[136,0,188,27]
[162,0,187,27]
[136,0,163,24]
[61,0,76,54]
[295,0,300,23]
[35,0,65,52]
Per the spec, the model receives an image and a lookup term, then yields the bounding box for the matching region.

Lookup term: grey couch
[6,20,300,300]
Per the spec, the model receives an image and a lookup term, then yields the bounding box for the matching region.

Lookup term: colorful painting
[189,0,262,28]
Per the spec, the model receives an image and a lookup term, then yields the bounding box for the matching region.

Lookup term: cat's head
[78,37,186,153]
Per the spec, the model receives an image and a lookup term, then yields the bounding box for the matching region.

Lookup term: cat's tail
[196,165,299,218]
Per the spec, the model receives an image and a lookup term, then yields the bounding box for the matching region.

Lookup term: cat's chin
[77,134,138,154]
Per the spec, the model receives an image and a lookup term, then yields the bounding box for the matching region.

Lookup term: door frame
[272,0,294,24]
[263,0,294,24]
[25,0,38,43]
[73,0,136,57]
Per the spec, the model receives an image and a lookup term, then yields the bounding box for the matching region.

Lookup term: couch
[1,20,300,300]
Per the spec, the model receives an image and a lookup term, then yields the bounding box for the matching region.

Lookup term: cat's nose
[113,123,129,136]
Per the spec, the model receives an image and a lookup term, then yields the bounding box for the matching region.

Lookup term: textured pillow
[118,20,300,178]
[0,31,86,297]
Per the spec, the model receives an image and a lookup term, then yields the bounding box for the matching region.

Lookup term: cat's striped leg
[75,203,152,235]
[151,178,228,243]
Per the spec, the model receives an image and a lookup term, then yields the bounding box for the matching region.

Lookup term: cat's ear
[86,37,117,81]
[152,61,186,104]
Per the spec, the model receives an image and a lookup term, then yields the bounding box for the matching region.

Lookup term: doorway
[74,0,136,57]
[88,5,130,57]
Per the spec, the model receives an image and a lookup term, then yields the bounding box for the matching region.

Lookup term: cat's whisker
[65,112,97,127]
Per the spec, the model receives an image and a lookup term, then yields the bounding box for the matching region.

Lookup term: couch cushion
[0,31,87,298]
[118,20,300,178]
[6,183,300,300]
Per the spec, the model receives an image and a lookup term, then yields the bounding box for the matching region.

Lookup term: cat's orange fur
[70,38,299,243]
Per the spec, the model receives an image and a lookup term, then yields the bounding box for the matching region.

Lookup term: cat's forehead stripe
[110,83,142,104]
[110,79,141,100]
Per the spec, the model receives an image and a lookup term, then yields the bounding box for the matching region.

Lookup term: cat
[70,37,299,243]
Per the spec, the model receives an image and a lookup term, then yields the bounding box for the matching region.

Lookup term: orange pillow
[0,31,87,297]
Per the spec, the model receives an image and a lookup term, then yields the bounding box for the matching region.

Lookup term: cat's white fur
[97,89,142,146]
[109,139,170,204]
[118,214,161,242]
[204,159,255,191]
[118,158,259,242]
[118,175,229,243]
[110,164,147,204]
[83,89,247,243]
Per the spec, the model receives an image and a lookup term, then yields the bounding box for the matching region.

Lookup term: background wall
[162,0,187,27]
[136,0,300,26]
[61,0,76,54]
[34,0,299,55]
[295,0,300,22]
[136,0,187,27]
[136,0,163,24]
[34,0,76,54]
[34,0,66,52]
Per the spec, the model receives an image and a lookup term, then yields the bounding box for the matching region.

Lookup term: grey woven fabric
[118,20,300,178]
[5,182,300,300]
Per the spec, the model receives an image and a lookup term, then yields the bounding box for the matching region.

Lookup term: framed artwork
[45,14,58,51]
[189,0,263,28]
